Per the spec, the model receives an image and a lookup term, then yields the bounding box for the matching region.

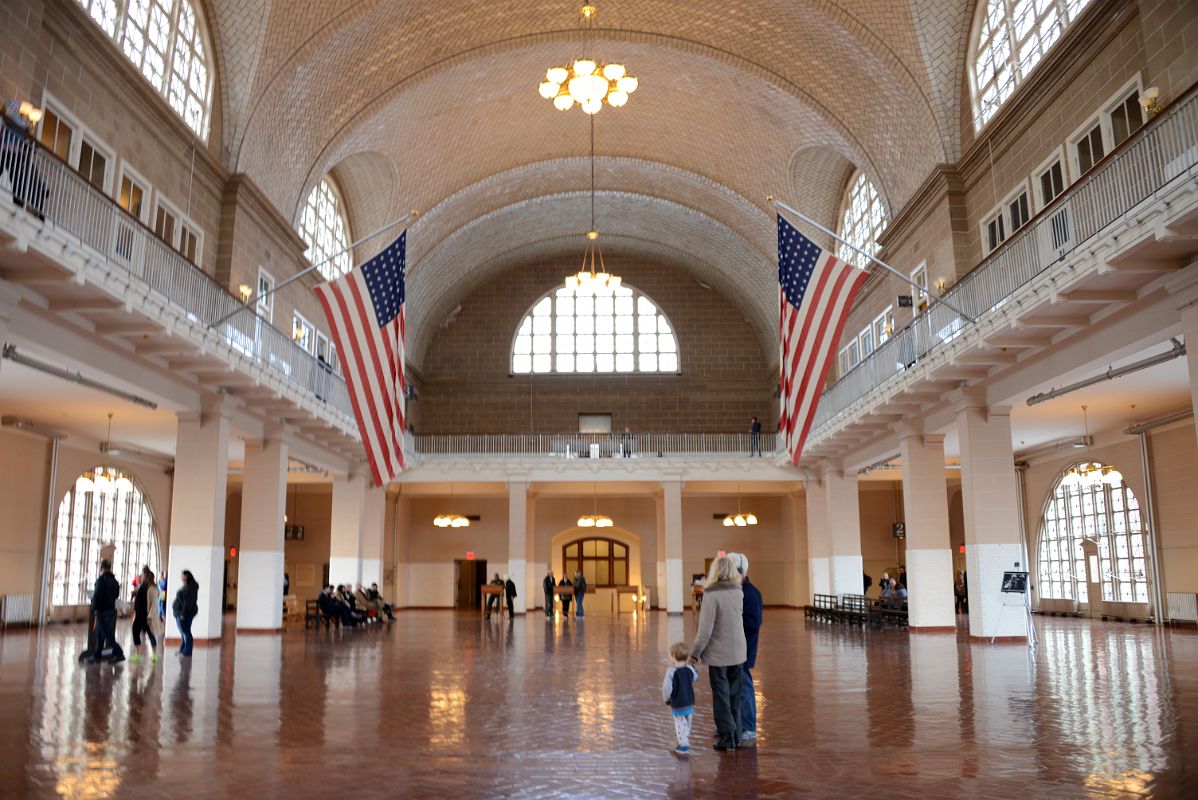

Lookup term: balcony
[411,431,779,460]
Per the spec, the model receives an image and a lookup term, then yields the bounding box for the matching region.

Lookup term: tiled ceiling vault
[202,0,974,364]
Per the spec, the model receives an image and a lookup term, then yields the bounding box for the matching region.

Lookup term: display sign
[466,550,476,561]
[897,294,913,308]
[892,522,906,539]
[1001,571,1029,593]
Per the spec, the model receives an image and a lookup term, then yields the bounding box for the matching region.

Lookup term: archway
[549,526,643,611]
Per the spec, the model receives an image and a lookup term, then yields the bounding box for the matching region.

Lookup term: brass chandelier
[539,3,639,115]
[578,482,613,528]
[722,482,758,527]
[1060,406,1124,489]
[434,483,471,528]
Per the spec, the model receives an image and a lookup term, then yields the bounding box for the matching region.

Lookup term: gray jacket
[690,580,746,667]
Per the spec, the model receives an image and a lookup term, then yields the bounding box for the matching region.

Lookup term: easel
[991,565,1037,648]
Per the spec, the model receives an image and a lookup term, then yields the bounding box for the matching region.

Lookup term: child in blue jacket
[662,641,700,756]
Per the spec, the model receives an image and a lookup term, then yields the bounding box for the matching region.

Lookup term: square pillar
[954,392,1026,641]
[1181,302,1198,448]
[804,476,831,597]
[235,434,288,631]
[661,480,684,614]
[165,402,230,643]
[898,429,956,631]
[360,486,386,588]
[507,478,528,614]
[655,490,666,609]
[329,474,366,587]
[824,468,863,597]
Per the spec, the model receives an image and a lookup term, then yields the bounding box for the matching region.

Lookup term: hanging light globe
[1061,468,1081,488]
[745,513,758,526]
[606,90,628,108]
[1103,467,1124,486]
[722,516,734,527]
[578,515,595,527]
[76,474,95,494]
[573,59,597,77]
[616,75,638,93]
[547,66,569,84]
[539,81,560,99]
[452,515,470,528]
[114,474,134,494]
[602,63,626,81]
[553,93,575,111]
[581,98,602,114]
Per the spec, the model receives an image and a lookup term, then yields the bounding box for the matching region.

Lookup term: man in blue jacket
[731,552,762,743]
[90,559,122,663]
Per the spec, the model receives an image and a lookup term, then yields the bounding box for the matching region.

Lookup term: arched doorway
[1036,461,1149,613]
[50,466,161,608]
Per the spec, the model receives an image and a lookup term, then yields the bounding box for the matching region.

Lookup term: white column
[954,391,1026,640]
[165,401,230,643]
[898,429,957,631]
[328,474,366,587]
[235,433,288,630]
[359,485,386,588]
[393,492,410,608]
[804,476,831,597]
[507,478,528,614]
[662,480,684,614]
[824,468,864,597]
[1181,301,1198,448]
[655,490,667,609]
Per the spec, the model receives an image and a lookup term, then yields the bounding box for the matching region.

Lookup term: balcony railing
[813,89,1198,430]
[0,121,352,417]
[412,431,778,459]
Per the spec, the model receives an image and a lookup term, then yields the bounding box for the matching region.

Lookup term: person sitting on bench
[317,585,352,626]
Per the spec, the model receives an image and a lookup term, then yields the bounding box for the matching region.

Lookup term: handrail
[812,88,1198,430]
[0,120,353,418]
[411,431,778,458]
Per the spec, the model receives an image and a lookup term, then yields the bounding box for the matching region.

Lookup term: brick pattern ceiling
[203,1,975,367]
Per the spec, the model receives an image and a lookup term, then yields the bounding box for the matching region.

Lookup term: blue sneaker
[673,745,690,757]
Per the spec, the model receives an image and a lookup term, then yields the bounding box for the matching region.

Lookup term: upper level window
[74,1,213,139]
[835,171,888,271]
[297,178,353,280]
[970,0,1095,130]
[511,283,679,375]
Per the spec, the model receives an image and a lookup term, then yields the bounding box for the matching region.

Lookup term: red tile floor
[1,610,1196,799]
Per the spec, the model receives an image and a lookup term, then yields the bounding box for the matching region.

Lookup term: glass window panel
[575,353,595,372]
[557,315,574,335]
[639,354,658,372]
[595,295,614,316]
[583,561,597,586]
[659,335,677,353]
[556,296,574,316]
[639,333,657,353]
[595,315,615,335]
[556,353,574,372]
[615,316,634,335]
[514,335,532,355]
[583,540,596,557]
[596,354,615,372]
[532,334,551,354]
[615,353,634,372]
[637,296,656,315]
[575,296,594,316]
[616,296,634,316]
[296,179,352,279]
[566,544,578,557]
[556,334,574,353]
[639,315,656,334]
[532,354,551,373]
[576,315,595,335]
[595,561,609,586]
[595,540,609,557]
[660,353,678,371]
[596,335,614,354]
[615,334,634,353]
[533,316,551,335]
[614,562,627,585]
[535,297,553,316]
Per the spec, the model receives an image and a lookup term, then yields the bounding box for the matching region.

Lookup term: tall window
[511,283,679,375]
[970,0,1095,130]
[51,467,160,607]
[835,171,888,270]
[297,178,353,280]
[1037,462,1148,605]
[563,537,629,588]
[74,0,213,138]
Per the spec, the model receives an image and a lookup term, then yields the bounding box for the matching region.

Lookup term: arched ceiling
[203,0,976,352]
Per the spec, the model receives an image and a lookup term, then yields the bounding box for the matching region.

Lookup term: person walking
[485,572,503,618]
[504,574,517,617]
[689,554,746,751]
[573,571,588,617]
[130,566,159,662]
[662,641,700,757]
[172,570,199,657]
[750,417,762,456]
[89,559,122,663]
[559,575,573,616]
[730,553,762,743]
[543,570,556,618]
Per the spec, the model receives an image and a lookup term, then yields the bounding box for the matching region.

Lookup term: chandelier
[578,482,613,528]
[722,482,758,527]
[539,3,638,115]
[434,484,471,528]
[1060,406,1124,489]
[564,114,622,291]
[77,467,134,496]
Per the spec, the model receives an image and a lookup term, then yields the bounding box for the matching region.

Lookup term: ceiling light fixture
[434,483,471,528]
[722,482,758,527]
[578,482,613,528]
[564,113,621,292]
[539,3,638,115]
[1060,405,1124,489]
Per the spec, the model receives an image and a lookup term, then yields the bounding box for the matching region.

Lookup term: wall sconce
[17,101,43,126]
[1139,86,1162,119]
[933,277,948,294]
[238,284,253,303]
[292,320,304,341]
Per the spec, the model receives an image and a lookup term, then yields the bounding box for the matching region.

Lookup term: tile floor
[0,610,1195,799]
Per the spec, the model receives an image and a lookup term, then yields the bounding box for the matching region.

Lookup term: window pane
[595,540,609,557]
[583,540,596,557]
[613,561,627,585]
[595,560,609,586]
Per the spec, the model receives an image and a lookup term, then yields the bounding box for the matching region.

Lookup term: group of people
[316,583,395,627]
[862,566,909,607]
[86,560,199,663]
[541,570,588,618]
[665,551,762,756]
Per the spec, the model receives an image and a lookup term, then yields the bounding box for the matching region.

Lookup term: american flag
[314,233,407,486]
[778,215,869,464]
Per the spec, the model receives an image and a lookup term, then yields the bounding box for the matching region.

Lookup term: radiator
[1,594,35,626]
[1167,592,1198,623]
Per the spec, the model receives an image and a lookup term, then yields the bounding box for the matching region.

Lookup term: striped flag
[314,232,407,486]
[778,215,869,464]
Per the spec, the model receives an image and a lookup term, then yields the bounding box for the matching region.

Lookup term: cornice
[876,165,965,261]
[224,173,312,262]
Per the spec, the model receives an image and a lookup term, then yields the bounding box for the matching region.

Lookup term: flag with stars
[778,215,868,464]
[314,232,407,485]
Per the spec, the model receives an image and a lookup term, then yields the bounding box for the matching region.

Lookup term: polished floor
[0,609,1195,799]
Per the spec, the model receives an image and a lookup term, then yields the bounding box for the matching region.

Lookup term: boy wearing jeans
[662,642,700,756]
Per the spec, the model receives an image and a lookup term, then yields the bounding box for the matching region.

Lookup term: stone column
[507,478,528,614]
[662,480,684,614]
[165,400,230,644]
[824,468,864,597]
[235,432,288,631]
[1180,301,1198,448]
[655,489,667,609]
[898,427,957,631]
[393,491,411,608]
[804,476,831,597]
[328,473,366,587]
[954,390,1026,640]
[359,485,386,588]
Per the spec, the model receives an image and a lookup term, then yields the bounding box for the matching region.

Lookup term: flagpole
[769,196,975,322]
[207,209,419,329]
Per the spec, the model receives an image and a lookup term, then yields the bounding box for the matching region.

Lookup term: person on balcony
[750,417,762,456]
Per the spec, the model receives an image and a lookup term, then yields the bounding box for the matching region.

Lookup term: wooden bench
[804,593,840,622]
[840,594,868,625]
[869,598,909,628]
[612,585,640,614]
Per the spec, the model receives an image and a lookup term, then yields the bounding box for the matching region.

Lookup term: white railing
[0,122,353,417]
[412,431,779,458]
[813,90,1198,429]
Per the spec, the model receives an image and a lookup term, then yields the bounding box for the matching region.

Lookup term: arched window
[563,537,629,588]
[297,178,353,280]
[74,0,214,139]
[511,283,679,374]
[970,0,1095,130]
[1036,461,1148,605]
[835,171,887,271]
[51,467,161,607]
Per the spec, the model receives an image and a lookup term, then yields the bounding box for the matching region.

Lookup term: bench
[840,594,868,625]
[869,598,909,628]
[305,598,332,630]
[804,593,840,622]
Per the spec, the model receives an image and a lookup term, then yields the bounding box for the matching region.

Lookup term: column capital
[948,385,988,413]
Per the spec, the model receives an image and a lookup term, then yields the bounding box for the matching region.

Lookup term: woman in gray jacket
[689,554,747,751]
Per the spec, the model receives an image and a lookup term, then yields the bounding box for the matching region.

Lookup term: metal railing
[0,120,352,417]
[412,431,779,458]
[813,90,1198,430]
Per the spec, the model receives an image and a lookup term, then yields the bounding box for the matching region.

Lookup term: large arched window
[1036,461,1148,605]
[51,467,161,606]
[74,0,214,139]
[970,0,1095,130]
[511,283,679,374]
[563,537,629,588]
[297,178,353,280]
[835,171,887,270]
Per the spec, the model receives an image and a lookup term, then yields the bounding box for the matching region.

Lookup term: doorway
[454,559,488,609]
